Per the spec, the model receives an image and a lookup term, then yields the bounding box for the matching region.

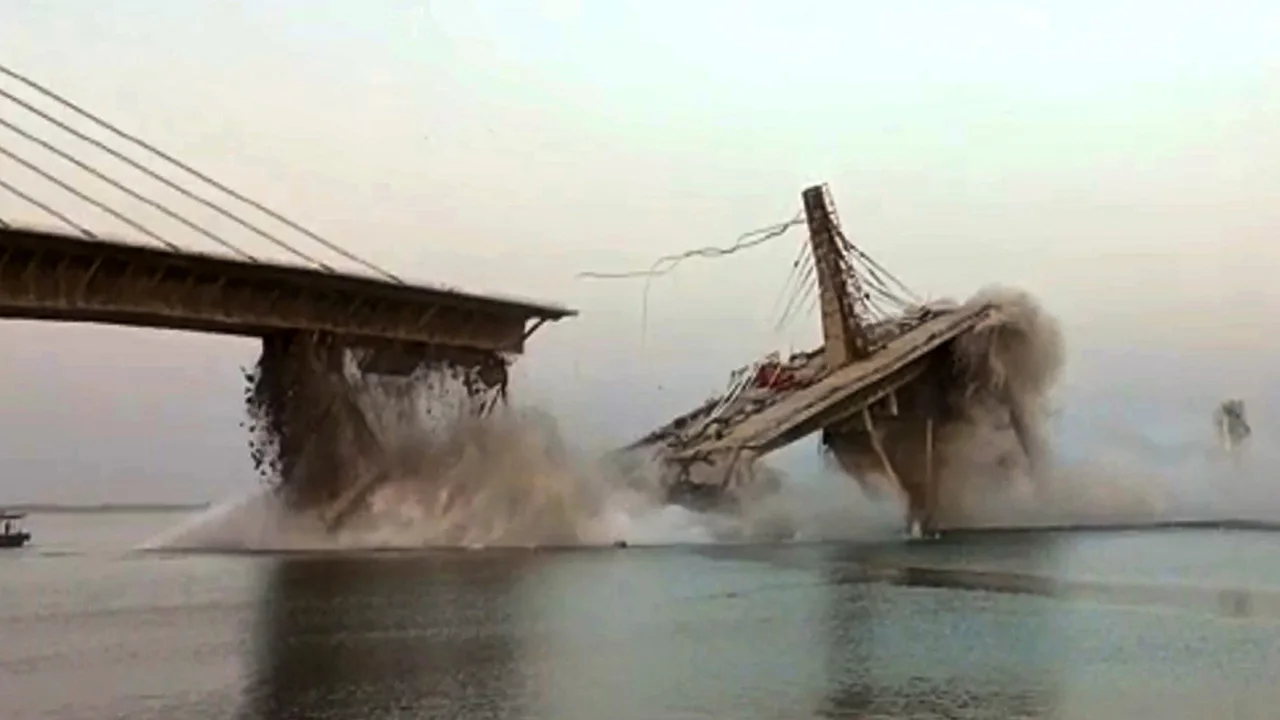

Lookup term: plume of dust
[150,284,1228,551]
[151,360,885,551]
[1117,404,1280,523]
[928,286,1170,527]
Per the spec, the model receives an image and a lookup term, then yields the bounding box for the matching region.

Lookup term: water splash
[146,399,904,552]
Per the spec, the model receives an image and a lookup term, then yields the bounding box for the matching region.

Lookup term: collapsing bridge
[0,63,576,530]
[2,61,1059,538]
[622,185,1056,535]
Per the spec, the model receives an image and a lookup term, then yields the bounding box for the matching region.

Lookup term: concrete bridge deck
[0,225,575,353]
[669,303,993,463]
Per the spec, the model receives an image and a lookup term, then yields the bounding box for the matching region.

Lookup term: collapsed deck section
[620,183,1054,536]
[637,304,993,469]
[683,305,990,462]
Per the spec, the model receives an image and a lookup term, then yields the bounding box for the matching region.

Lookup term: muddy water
[2,512,1278,719]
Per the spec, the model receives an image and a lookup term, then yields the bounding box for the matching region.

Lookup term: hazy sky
[2,1,1279,502]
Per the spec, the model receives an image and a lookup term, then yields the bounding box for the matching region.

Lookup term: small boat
[0,511,32,549]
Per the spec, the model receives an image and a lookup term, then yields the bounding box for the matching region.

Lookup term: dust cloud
[147,401,891,551]
[148,287,1266,553]
[883,286,1266,529]
[917,287,1167,528]
[823,286,1189,530]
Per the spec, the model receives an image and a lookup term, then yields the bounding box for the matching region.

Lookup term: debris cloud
[147,280,1266,555]
[149,399,896,551]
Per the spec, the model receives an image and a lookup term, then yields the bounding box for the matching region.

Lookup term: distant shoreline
[2,503,210,514]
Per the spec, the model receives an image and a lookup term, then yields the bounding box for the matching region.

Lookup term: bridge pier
[248,331,372,510]
[0,224,573,531]
[244,330,512,525]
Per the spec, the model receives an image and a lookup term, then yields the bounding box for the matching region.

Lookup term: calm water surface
[2,511,1279,719]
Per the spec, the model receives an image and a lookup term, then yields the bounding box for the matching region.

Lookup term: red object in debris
[753,362,795,391]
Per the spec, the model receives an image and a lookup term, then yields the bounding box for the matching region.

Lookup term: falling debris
[238,182,1068,542]
[242,332,512,530]
[596,184,1065,535]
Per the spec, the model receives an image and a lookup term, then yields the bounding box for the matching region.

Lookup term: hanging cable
[0,63,400,281]
[577,214,805,344]
[576,215,804,281]
[801,282,822,322]
[0,177,97,237]
[835,226,920,305]
[0,86,326,268]
[775,252,816,332]
[0,144,180,251]
[768,239,810,331]
[0,117,257,261]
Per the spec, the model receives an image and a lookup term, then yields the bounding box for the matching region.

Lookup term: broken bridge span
[0,63,575,525]
[612,185,1054,536]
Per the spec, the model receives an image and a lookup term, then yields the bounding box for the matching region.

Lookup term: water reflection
[515,546,835,720]
[1218,588,1252,619]
[818,535,1066,718]
[239,551,539,720]
[227,535,1280,719]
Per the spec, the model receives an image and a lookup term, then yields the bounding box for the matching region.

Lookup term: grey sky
[2,0,1279,502]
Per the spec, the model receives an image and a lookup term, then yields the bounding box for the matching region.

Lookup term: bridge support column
[922,416,937,533]
[801,185,868,369]
[244,330,517,530]
[247,331,380,510]
[909,363,945,538]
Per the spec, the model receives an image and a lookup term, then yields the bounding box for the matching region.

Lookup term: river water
[2,511,1279,719]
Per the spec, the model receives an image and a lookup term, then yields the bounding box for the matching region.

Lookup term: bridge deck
[0,226,575,353]
[672,304,994,462]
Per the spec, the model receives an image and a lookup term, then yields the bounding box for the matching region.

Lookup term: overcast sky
[2,0,1279,503]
